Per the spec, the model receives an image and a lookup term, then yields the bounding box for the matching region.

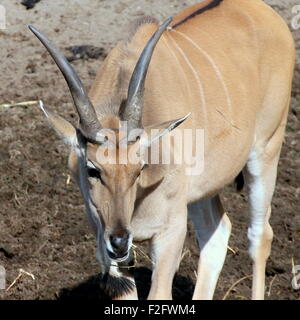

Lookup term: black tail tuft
[99,273,135,299]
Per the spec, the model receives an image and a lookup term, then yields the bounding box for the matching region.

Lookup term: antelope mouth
[106,249,129,262]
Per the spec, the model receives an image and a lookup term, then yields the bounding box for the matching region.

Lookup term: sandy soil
[0,0,299,300]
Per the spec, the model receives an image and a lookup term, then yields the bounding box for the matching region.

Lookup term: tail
[99,250,138,300]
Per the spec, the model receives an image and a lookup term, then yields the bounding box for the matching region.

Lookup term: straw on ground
[222,274,253,300]
[0,100,41,108]
[6,269,35,292]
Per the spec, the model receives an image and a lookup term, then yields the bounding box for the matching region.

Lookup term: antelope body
[30,0,295,300]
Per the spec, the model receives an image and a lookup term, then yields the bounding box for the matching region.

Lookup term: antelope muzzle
[105,230,131,262]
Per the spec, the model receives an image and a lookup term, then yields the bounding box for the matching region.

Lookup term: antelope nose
[109,235,129,255]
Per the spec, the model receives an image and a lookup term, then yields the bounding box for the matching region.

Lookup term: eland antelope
[29,0,295,300]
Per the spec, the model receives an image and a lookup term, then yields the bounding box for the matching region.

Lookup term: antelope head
[29,18,189,272]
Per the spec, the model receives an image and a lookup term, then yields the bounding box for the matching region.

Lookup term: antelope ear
[39,101,78,148]
[141,113,191,147]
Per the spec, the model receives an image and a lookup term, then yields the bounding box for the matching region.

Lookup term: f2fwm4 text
[104,304,196,317]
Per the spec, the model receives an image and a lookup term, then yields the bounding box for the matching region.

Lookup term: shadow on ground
[57,267,194,300]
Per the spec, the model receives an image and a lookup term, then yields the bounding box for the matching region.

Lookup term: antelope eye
[87,168,101,179]
[86,161,103,181]
[141,163,148,170]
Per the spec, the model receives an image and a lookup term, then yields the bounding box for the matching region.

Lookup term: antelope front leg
[147,212,187,300]
[188,196,231,300]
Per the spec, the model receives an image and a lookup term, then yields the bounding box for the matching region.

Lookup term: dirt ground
[0,0,299,300]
